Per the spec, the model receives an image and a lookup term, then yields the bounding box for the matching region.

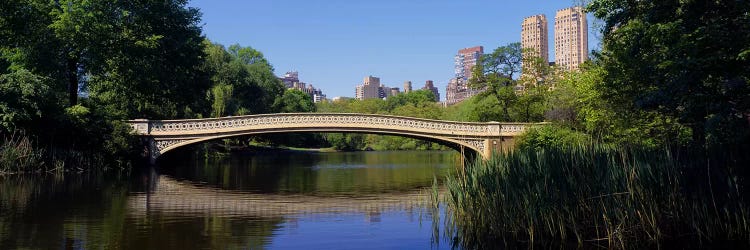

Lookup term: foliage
[0,0,211,172]
[468,43,523,121]
[467,43,551,122]
[314,91,447,151]
[274,89,316,113]
[325,133,365,151]
[544,63,690,148]
[0,69,52,133]
[443,93,546,123]
[203,41,285,117]
[516,125,590,151]
[587,0,750,147]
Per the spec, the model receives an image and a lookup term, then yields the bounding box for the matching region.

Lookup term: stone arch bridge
[127,113,536,163]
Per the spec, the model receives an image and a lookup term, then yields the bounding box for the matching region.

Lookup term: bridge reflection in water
[128,175,434,219]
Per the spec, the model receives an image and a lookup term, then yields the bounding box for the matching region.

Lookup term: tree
[203,41,285,117]
[384,90,436,112]
[273,89,316,113]
[513,85,546,122]
[0,70,51,133]
[588,0,750,146]
[468,43,524,121]
[1,0,210,119]
[0,0,210,168]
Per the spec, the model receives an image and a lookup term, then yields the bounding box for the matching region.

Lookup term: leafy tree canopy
[588,0,750,146]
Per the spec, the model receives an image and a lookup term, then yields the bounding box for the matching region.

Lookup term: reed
[442,143,750,248]
[0,133,44,173]
[1,132,127,174]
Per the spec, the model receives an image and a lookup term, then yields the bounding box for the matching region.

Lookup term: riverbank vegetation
[439,0,750,247]
[0,1,319,173]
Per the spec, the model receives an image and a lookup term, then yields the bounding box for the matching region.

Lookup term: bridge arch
[156,129,483,161]
[127,113,532,163]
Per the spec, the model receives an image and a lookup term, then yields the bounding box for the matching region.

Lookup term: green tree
[0,0,208,169]
[384,89,437,112]
[209,83,234,117]
[588,0,750,146]
[273,89,316,113]
[513,85,546,122]
[203,41,284,117]
[1,0,209,119]
[0,70,51,133]
[468,43,524,121]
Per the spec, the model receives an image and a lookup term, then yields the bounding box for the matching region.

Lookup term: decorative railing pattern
[127,113,538,160]
[128,113,531,138]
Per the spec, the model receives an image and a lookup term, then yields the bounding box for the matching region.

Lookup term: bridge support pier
[482,137,516,159]
[138,137,158,165]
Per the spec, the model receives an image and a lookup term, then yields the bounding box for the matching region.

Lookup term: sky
[188,0,599,100]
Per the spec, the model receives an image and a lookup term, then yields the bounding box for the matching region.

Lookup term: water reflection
[129,175,431,218]
[0,151,458,249]
[159,150,459,194]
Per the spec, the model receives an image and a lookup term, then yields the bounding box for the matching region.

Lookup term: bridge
[127,113,535,163]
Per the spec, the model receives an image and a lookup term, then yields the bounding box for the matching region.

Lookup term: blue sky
[188,0,599,100]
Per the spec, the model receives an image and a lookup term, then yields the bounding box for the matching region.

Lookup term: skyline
[188,0,599,100]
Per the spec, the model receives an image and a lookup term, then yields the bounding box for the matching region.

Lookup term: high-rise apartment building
[403,81,412,93]
[278,71,326,102]
[446,78,483,105]
[521,14,549,62]
[454,46,484,81]
[554,7,588,70]
[446,46,484,105]
[356,76,399,100]
[355,76,382,100]
[280,71,299,88]
[390,87,400,97]
[421,80,440,101]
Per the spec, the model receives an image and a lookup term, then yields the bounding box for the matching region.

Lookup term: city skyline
[188,0,598,100]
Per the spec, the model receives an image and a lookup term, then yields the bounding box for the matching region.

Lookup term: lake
[0,150,461,249]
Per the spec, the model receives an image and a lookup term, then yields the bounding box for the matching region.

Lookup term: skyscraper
[554,7,588,70]
[446,46,484,105]
[454,46,484,81]
[521,14,549,62]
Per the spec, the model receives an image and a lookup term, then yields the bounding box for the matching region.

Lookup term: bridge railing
[127,113,532,137]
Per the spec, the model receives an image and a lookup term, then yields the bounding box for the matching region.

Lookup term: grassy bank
[441,144,750,248]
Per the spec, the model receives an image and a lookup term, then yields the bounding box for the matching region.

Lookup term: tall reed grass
[0,133,44,173]
[441,143,750,248]
[1,132,126,174]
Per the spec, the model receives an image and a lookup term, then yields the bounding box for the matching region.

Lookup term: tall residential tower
[554,7,588,70]
[446,46,484,105]
[454,46,484,81]
[521,14,549,62]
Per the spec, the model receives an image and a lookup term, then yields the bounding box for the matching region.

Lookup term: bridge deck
[126,113,538,161]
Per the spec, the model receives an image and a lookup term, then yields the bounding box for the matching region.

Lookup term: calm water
[0,150,460,249]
